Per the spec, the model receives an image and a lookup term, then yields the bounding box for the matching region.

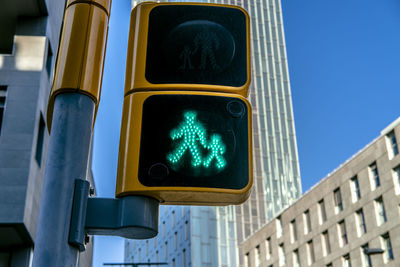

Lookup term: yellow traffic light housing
[116,91,253,205]
[116,2,253,205]
[124,2,251,97]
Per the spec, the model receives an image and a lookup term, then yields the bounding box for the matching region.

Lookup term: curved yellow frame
[124,2,251,97]
[116,91,253,205]
[47,0,111,131]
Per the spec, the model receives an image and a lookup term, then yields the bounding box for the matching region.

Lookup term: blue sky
[91,1,400,266]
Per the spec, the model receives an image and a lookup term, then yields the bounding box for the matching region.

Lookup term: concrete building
[242,118,400,267]
[0,0,94,266]
[126,0,301,266]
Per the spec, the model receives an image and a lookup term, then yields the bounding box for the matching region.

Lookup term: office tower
[126,0,301,266]
[243,117,400,267]
[0,1,94,266]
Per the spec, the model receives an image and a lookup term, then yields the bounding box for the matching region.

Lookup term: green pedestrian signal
[203,134,226,169]
[133,93,250,192]
[167,111,227,170]
[116,89,253,204]
[167,111,207,167]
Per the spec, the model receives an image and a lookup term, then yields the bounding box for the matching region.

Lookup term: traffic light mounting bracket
[69,179,159,251]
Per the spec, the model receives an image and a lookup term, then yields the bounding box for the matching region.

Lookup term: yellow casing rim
[115,91,253,205]
[124,2,251,97]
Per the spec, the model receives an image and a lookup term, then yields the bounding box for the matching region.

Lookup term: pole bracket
[69,179,159,251]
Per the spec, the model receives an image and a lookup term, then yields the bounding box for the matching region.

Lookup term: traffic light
[124,2,251,96]
[116,91,252,205]
[116,3,252,205]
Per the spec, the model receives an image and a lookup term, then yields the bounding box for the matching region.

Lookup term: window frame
[322,230,331,256]
[307,240,315,265]
[292,249,300,267]
[381,233,394,263]
[333,187,343,213]
[318,199,327,224]
[375,196,387,226]
[356,208,367,236]
[342,253,351,267]
[290,219,297,243]
[386,130,399,159]
[303,209,312,234]
[369,162,380,190]
[350,175,361,202]
[338,220,348,247]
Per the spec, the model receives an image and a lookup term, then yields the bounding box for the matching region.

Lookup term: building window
[307,240,315,265]
[350,176,361,202]
[393,165,400,195]
[318,199,327,224]
[375,197,387,226]
[276,216,283,237]
[255,245,261,266]
[162,221,166,237]
[266,237,272,260]
[138,248,141,261]
[35,114,46,166]
[326,263,332,267]
[172,258,175,267]
[304,210,311,234]
[381,233,394,262]
[343,254,351,267]
[361,244,372,267]
[356,209,367,236]
[369,162,380,190]
[333,187,343,213]
[0,86,7,134]
[290,219,297,243]
[146,240,149,255]
[292,249,300,267]
[386,130,398,159]
[245,252,250,267]
[172,210,175,228]
[278,243,285,266]
[322,230,331,256]
[338,220,348,247]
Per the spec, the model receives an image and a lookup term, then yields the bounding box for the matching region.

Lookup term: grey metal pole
[32,93,95,267]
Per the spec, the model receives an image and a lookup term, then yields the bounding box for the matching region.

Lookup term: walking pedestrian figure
[202,134,226,169]
[167,111,207,167]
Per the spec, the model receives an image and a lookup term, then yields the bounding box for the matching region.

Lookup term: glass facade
[126,0,301,266]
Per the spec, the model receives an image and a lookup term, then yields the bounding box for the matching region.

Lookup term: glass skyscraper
[125,0,301,266]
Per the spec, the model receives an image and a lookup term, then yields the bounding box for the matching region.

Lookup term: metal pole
[32,93,95,267]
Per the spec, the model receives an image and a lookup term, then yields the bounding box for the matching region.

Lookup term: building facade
[242,118,400,267]
[0,0,94,266]
[126,0,301,266]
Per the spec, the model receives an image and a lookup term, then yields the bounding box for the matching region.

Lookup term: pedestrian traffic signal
[115,91,253,205]
[124,2,251,96]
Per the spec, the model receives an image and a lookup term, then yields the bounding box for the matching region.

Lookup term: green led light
[167,111,227,170]
[203,134,226,169]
